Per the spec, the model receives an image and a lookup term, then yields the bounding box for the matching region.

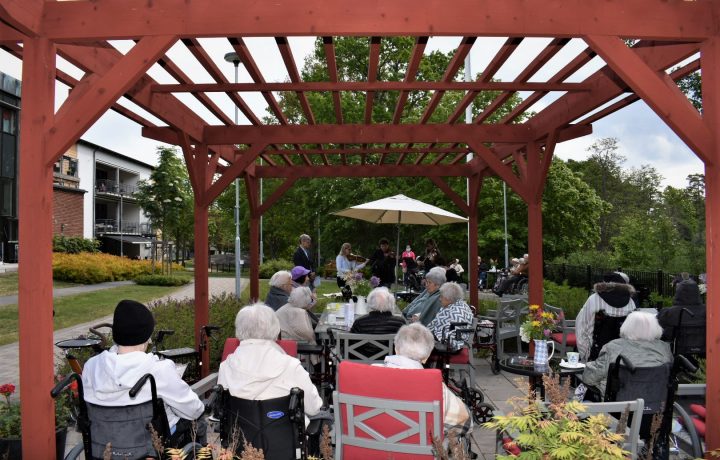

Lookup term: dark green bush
[259,258,293,279]
[134,274,191,286]
[53,235,100,254]
[543,279,590,319]
[150,293,245,371]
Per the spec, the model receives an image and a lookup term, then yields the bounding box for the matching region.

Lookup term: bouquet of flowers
[343,270,380,297]
[519,304,557,342]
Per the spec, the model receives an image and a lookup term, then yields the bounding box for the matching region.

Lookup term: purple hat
[291,266,311,280]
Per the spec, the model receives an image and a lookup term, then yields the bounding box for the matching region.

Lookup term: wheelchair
[210,385,331,460]
[51,373,203,460]
[588,310,628,361]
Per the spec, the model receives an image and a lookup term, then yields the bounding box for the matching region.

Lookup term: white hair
[299,234,311,243]
[288,286,313,309]
[235,303,281,340]
[366,287,396,313]
[394,324,435,362]
[439,282,464,304]
[620,311,663,341]
[269,270,292,288]
[425,266,447,286]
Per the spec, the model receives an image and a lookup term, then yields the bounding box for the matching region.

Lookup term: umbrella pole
[396,222,401,290]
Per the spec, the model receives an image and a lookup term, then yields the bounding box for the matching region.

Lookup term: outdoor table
[498,355,585,398]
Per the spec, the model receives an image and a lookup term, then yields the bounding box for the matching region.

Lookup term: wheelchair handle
[676,354,698,374]
[51,373,82,399]
[615,354,636,373]
[130,373,158,400]
[288,387,305,422]
[155,329,174,344]
[449,321,469,330]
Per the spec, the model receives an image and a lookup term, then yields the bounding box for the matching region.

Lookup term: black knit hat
[112,300,155,346]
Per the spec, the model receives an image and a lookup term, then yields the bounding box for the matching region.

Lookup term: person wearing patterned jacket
[428,282,474,351]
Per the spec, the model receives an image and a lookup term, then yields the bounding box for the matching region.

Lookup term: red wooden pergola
[1,0,717,456]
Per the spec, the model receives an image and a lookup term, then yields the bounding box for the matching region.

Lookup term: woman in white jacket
[218,303,323,416]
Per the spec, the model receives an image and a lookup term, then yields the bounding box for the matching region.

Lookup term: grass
[0,272,79,297]
[0,284,184,345]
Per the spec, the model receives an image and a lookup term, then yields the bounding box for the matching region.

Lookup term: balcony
[94,219,154,236]
[95,179,138,197]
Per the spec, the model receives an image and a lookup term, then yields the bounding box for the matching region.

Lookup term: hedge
[53,252,154,284]
[258,258,293,279]
[134,274,191,286]
[53,235,100,254]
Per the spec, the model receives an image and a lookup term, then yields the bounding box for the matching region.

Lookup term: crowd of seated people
[350,287,406,335]
[493,254,529,297]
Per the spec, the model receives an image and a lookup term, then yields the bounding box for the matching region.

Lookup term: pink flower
[370,276,381,287]
[543,329,551,337]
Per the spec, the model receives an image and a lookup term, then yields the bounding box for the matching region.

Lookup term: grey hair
[394,324,435,362]
[235,303,280,340]
[299,234,311,243]
[338,242,351,256]
[620,311,663,341]
[366,287,396,313]
[288,286,313,309]
[439,282,464,304]
[269,270,292,287]
[425,266,447,286]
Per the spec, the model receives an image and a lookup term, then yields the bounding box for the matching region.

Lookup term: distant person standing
[368,238,396,288]
[293,234,316,289]
[420,239,443,271]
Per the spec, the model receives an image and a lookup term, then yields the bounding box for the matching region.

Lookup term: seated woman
[218,303,323,417]
[402,266,446,326]
[381,323,472,436]
[265,270,293,311]
[493,256,529,296]
[574,271,636,361]
[657,278,705,342]
[276,287,317,344]
[428,282,474,351]
[82,300,207,447]
[581,311,673,396]
[351,287,407,334]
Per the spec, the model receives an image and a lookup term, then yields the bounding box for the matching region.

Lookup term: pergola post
[700,36,720,453]
[18,37,57,458]
[245,176,261,301]
[526,198,543,306]
[468,174,482,309]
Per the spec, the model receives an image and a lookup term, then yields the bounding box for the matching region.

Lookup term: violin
[348,253,367,263]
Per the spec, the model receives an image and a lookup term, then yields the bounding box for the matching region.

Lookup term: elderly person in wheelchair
[581,311,673,396]
[381,323,472,436]
[427,282,474,352]
[403,266,447,326]
[218,303,323,417]
[82,300,207,449]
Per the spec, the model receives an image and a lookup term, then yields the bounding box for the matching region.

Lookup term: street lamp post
[224,52,243,299]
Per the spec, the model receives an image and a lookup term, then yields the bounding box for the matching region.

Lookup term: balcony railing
[95,179,138,196]
[94,219,154,235]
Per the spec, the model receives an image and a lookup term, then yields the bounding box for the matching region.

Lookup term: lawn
[0,283,184,345]
[0,272,79,297]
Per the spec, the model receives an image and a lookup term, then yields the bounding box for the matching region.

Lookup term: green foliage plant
[484,373,628,460]
[543,280,590,319]
[134,274,191,286]
[0,379,73,439]
[259,258,293,279]
[52,235,100,254]
[52,252,154,283]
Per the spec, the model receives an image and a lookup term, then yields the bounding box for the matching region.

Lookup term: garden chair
[333,361,444,459]
[333,331,395,363]
[478,298,524,358]
[543,303,576,355]
[221,337,298,361]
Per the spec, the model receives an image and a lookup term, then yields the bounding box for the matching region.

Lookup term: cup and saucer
[559,352,585,369]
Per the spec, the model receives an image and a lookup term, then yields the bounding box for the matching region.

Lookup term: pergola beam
[40,0,715,41]
[254,163,473,178]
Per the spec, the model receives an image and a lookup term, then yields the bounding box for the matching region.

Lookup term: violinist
[368,238,397,288]
[336,243,367,288]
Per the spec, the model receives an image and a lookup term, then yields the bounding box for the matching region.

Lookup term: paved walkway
[0,280,136,306]
[0,277,246,388]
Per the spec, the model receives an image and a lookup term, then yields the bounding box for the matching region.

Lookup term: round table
[499,356,584,397]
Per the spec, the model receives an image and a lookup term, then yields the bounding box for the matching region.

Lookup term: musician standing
[368,238,396,288]
[336,243,367,288]
[293,234,316,290]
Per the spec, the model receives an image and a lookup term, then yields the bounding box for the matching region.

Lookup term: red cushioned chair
[221,338,298,361]
[544,303,576,355]
[333,361,444,459]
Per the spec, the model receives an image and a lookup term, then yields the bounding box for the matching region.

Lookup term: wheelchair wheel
[672,401,704,459]
[473,402,495,424]
[517,279,529,295]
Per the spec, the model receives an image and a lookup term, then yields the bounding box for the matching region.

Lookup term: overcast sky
[0,36,703,189]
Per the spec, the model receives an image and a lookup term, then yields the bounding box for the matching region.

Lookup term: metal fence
[544,263,683,298]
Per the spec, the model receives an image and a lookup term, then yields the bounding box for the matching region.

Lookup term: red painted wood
[467,141,529,202]
[246,178,261,301]
[253,163,472,179]
[18,37,56,459]
[323,36,343,125]
[527,199,544,307]
[364,36,381,125]
[392,36,427,124]
[468,175,482,310]
[193,203,210,377]
[429,177,471,215]
[47,35,176,163]
[40,1,714,41]
[0,0,43,36]
[257,177,298,216]
[204,144,266,206]
[700,37,720,453]
[584,35,711,163]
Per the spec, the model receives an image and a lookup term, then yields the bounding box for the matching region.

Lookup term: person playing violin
[336,242,367,288]
[368,238,397,288]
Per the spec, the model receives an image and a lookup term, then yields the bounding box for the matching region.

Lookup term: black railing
[95,179,138,195]
[94,219,154,235]
[545,263,684,299]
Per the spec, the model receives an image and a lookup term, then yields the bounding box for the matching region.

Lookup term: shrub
[53,252,154,284]
[53,235,100,254]
[543,279,590,319]
[134,274,191,286]
[151,293,245,371]
[259,258,293,279]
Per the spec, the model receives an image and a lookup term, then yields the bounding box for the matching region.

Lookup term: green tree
[135,147,193,270]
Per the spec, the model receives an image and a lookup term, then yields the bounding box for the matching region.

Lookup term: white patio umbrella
[332,194,468,285]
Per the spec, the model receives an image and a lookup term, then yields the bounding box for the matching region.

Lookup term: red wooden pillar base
[193,203,210,377]
[527,199,544,306]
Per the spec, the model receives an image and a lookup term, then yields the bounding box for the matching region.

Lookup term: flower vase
[354,296,368,315]
[532,339,554,364]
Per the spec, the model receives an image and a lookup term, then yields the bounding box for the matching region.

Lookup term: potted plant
[0,380,73,460]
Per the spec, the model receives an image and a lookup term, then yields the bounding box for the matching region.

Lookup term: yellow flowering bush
[520,304,557,342]
[53,252,159,283]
